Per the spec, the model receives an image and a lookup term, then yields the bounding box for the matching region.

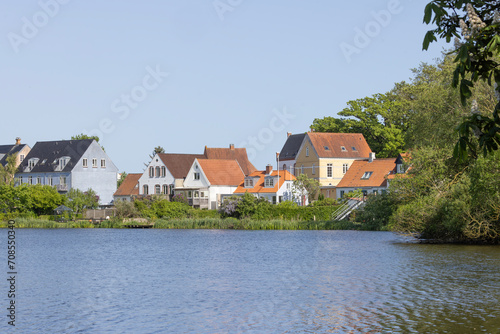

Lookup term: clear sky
[1,0,448,173]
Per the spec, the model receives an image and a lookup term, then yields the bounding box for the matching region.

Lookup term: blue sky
[1,0,448,173]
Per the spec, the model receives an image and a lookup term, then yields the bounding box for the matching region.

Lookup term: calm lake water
[1,229,499,333]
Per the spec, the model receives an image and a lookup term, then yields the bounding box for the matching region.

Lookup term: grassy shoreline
[0,217,359,230]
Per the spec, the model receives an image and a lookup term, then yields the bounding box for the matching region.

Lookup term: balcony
[56,184,68,192]
[188,198,209,209]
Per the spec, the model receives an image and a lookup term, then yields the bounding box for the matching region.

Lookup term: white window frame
[83,158,88,168]
[327,164,333,178]
[343,163,348,174]
[92,158,97,168]
[149,167,154,178]
[101,159,106,168]
[194,172,200,180]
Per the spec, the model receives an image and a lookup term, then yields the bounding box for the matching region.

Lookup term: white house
[233,165,302,204]
[178,158,245,209]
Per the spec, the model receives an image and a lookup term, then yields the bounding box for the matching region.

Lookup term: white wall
[138,154,175,195]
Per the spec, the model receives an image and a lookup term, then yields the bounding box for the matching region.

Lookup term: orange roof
[336,158,396,188]
[114,173,141,196]
[204,146,257,175]
[234,169,296,194]
[307,132,371,158]
[197,159,245,186]
[158,153,205,179]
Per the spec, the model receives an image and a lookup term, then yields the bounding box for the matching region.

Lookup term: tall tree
[311,91,409,158]
[0,154,18,185]
[423,1,500,160]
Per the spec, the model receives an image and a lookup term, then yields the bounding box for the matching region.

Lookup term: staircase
[332,198,365,221]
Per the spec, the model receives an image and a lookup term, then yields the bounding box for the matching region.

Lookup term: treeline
[313,54,500,243]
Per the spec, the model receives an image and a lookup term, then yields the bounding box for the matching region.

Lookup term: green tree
[423,1,500,159]
[71,133,105,151]
[66,188,99,215]
[117,171,127,188]
[292,173,320,203]
[0,154,18,185]
[311,91,408,157]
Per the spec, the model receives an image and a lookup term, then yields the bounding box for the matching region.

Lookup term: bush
[353,193,396,231]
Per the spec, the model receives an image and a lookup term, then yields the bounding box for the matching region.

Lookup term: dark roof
[279,133,306,161]
[17,139,93,173]
[0,144,28,166]
[203,146,257,176]
[158,153,206,179]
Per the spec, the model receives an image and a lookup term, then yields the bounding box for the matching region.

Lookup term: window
[19,155,25,162]
[312,164,316,175]
[293,164,297,176]
[92,158,97,168]
[28,158,38,169]
[143,185,149,195]
[283,164,287,171]
[188,191,192,198]
[149,167,154,178]
[324,146,330,150]
[155,185,161,194]
[352,146,357,151]
[272,196,277,204]
[37,176,42,185]
[327,164,333,178]
[373,190,378,195]
[343,163,349,174]
[170,185,175,195]
[341,146,347,152]
[244,178,253,187]
[161,166,166,177]
[47,177,52,186]
[194,191,199,198]
[60,176,66,185]
[340,190,345,198]
[155,166,160,177]
[194,172,200,180]
[301,165,304,174]
[29,176,33,185]
[101,159,106,168]
[286,182,291,190]
[200,191,205,198]
[83,158,88,168]
[361,171,373,180]
[17,177,22,185]
[163,185,168,195]
[306,147,309,157]
[265,178,274,187]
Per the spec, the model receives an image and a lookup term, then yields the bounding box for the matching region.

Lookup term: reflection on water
[2,229,499,333]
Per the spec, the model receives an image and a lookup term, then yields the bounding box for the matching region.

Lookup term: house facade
[233,165,300,204]
[15,139,118,205]
[278,132,306,176]
[294,132,372,199]
[0,137,31,168]
[178,158,245,209]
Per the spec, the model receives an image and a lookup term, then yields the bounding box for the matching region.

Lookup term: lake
[1,229,499,333]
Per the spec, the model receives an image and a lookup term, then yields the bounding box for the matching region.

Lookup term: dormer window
[352,147,357,151]
[341,146,347,152]
[361,171,373,180]
[28,158,39,169]
[265,177,274,187]
[244,178,254,188]
[324,146,330,150]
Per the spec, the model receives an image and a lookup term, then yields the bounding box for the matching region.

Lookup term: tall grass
[0,218,124,229]
[154,218,359,230]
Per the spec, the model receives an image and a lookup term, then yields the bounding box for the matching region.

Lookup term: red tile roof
[114,173,141,196]
[336,158,396,188]
[197,159,245,186]
[234,169,296,194]
[307,132,371,158]
[204,146,257,175]
[158,153,206,179]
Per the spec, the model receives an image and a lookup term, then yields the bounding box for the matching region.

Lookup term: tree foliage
[0,184,65,216]
[423,1,500,160]
[292,173,320,203]
[65,188,99,215]
[0,154,18,185]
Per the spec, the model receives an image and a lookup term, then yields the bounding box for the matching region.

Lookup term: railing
[188,198,210,209]
[332,198,365,221]
[56,184,68,192]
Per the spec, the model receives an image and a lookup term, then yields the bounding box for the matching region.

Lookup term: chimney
[229,144,235,150]
[287,132,291,137]
[369,152,376,162]
[15,137,21,145]
[265,164,273,175]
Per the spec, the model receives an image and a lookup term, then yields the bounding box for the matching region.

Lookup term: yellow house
[0,137,31,168]
[294,132,372,199]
